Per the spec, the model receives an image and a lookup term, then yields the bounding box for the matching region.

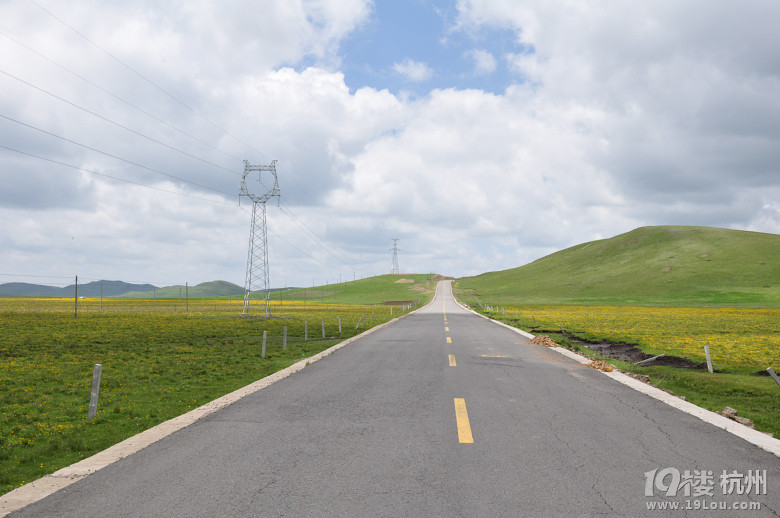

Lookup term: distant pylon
[390,238,400,275]
[240,160,279,316]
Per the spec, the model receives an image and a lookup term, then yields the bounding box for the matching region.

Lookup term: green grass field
[0,275,438,496]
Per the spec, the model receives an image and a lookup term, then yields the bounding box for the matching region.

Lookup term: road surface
[12,281,779,517]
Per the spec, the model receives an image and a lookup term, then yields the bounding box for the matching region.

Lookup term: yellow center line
[445,326,449,331]
[453,398,474,443]
[446,336,452,343]
[448,354,457,367]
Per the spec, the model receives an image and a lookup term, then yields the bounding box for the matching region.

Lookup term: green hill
[117,275,442,304]
[119,280,244,299]
[456,226,780,307]
[282,274,442,305]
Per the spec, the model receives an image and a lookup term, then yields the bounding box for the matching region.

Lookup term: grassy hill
[118,275,442,305]
[280,274,442,305]
[456,226,780,307]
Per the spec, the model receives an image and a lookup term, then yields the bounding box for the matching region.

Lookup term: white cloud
[454,0,780,229]
[1,0,779,288]
[465,49,496,75]
[505,52,542,82]
[392,59,434,82]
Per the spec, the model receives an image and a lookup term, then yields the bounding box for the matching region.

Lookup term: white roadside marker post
[304,321,308,341]
[704,345,714,373]
[338,317,342,335]
[283,326,287,350]
[767,368,780,389]
[261,331,267,358]
[635,354,666,366]
[88,364,102,417]
[321,321,325,338]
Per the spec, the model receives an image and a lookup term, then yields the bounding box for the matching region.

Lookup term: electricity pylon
[240,160,279,316]
[390,238,400,275]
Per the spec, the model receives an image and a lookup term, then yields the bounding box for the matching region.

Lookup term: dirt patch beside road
[550,330,707,369]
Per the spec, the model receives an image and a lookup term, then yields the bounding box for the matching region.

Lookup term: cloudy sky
[1,0,779,289]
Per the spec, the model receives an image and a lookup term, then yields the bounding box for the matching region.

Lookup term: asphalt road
[13,281,779,517]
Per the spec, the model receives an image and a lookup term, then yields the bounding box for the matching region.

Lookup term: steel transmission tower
[240,160,280,316]
[390,238,400,274]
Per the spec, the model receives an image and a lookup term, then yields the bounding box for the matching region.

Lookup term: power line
[0,273,211,287]
[26,0,270,166]
[24,0,331,212]
[1,113,235,197]
[0,273,74,279]
[0,67,239,177]
[238,206,343,272]
[17,1,340,226]
[0,29,245,165]
[0,144,237,206]
[1,114,364,276]
[2,143,375,278]
[11,1,372,279]
[277,203,356,266]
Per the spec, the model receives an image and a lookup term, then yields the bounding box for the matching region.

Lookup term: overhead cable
[0,67,238,176]
[1,113,234,197]
[0,144,237,206]
[0,29,244,165]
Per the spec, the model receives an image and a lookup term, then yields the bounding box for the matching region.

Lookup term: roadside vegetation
[0,274,438,496]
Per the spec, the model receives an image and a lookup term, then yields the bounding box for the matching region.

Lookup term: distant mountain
[0,282,64,297]
[118,280,244,298]
[0,280,247,298]
[0,280,158,297]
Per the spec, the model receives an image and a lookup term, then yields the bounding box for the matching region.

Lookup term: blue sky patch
[337,0,524,96]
